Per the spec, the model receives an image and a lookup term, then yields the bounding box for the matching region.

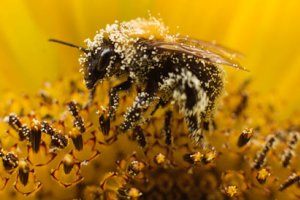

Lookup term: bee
[50,17,246,144]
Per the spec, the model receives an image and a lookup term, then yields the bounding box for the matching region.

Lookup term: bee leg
[133,126,147,148]
[202,119,217,132]
[186,115,205,146]
[84,87,96,108]
[174,79,209,147]
[162,110,173,145]
[150,99,169,116]
[108,78,132,119]
[119,91,156,132]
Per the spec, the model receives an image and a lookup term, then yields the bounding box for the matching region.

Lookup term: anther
[63,154,75,174]
[237,128,253,147]
[154,153,166,165]
[99,114,110,135]
[68,101,86,133]
[281,131,299,168]
[51,133,68,149]
[252,134,277,169]
[183,152,202,164]
[30,119,42,153]
[41,121,56,136]
[69,128,83,151]
[127,160,145,176]
[7,113,22,130]
[279,173,300,191]
[18,160,30,186]
[2,152,19,171]
[256,168,270,184]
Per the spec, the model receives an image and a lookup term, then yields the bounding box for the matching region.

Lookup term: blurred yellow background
[0,0,299,113]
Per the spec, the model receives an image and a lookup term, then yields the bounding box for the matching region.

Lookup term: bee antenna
[49,39,89,53]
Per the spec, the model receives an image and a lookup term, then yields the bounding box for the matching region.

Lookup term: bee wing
[176,35,244,58]
[149,36,247,71]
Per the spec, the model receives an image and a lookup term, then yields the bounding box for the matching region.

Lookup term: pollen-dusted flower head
[0,68,300,199]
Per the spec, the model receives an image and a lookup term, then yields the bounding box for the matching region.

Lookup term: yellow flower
[1,1,300,110]
[0,1,300,200]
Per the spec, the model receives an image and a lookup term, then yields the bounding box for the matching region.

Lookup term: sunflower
[0,1,300,200]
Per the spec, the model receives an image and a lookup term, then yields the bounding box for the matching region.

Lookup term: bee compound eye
[98,48,113,68]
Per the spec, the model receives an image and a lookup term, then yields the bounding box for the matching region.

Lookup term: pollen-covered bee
[50,17,245,144]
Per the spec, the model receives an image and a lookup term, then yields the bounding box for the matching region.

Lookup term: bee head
[49,38,118,90]
[83,43,115,89]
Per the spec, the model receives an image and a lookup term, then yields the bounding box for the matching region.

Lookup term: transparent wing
[148,36,248,71]
[176,35,244,58]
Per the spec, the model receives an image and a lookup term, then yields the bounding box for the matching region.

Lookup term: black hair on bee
[50,17,246,145]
